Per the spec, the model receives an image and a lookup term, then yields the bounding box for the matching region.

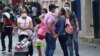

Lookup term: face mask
[21,13,27,17]
[64,7,70,10]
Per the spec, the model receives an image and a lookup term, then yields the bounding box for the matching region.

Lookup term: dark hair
[60,8,66,16]
[4,8,11,12]
[42,8,48,13]
[65,3,70,7]
[49,4,57,11]
[34,18,41,24]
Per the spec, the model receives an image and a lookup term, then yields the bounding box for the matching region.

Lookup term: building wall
[30,0,68,8]
[79,0,94,38]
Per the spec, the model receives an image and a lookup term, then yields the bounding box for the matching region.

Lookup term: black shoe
[1,49,6,51]
[8,49,12,52]
[76,54,79,56]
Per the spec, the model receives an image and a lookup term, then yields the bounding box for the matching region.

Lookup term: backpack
[3,12,13,26]
[65,18,73,34]
[5,18,13,26]
[37,23,46,40]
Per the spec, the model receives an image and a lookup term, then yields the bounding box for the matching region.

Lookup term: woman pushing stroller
[17,9,33,56]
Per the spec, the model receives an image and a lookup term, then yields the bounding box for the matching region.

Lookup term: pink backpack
[65,18,73,34]
[37,23,46,40]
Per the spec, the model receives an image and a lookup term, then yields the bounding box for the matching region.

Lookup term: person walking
[1,7,14,52]
[64,3,80,56]
[55,8,69,56]
[44,4,58,56]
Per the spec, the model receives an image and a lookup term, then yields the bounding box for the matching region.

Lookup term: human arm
[57,16,65,36]
[73,12,79,32]
[29,18,33,29]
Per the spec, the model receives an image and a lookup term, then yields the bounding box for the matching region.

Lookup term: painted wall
[79,0,94,37]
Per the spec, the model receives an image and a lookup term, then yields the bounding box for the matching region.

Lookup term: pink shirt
[44,12,56,34]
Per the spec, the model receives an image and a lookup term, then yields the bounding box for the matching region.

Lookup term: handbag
[65,18,73,34]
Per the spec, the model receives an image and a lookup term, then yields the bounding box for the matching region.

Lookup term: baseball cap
[49,4,58,10]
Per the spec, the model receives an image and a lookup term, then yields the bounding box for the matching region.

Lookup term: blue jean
[45,33,56,56]
[59,34,68,56]
[67,33,79,56]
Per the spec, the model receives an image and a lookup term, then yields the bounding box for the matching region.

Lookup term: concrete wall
[79,0,94,38]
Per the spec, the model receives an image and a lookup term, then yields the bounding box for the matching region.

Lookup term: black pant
[1,27,13,50]
[58,34,68,56]
[0,22,3,32]
[26,42,33,56]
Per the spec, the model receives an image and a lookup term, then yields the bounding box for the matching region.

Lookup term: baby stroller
[14,29,33,56]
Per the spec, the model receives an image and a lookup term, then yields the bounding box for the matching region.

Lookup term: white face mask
[21,13,27,17]
[64,7,70,10]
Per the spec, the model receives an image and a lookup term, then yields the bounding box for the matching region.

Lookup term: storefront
[78,0,100,38]
[92,0,100,38]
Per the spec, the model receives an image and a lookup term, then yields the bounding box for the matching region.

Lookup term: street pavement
[0,34,100,56]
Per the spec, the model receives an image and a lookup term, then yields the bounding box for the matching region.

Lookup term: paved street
[0,34,100,56]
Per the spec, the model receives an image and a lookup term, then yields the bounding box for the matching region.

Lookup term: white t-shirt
[17,16,32,33]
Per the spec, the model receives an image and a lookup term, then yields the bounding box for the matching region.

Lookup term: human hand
[76,27,79,33]
[53,34,58,40]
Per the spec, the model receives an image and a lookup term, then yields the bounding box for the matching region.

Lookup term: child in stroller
[15,29,33,56]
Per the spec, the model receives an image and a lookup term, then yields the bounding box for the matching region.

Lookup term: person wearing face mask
[17,9,33,34]
[64,3,80,56]
[55,8,69,56]
[64,3,71,11]
[17,9,33,56]
[44,4,58,56]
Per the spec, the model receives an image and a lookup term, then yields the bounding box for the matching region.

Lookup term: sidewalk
[79,35,100,45]
[0,34,100,56]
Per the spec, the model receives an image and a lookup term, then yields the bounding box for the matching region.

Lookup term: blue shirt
[55,16,66,36]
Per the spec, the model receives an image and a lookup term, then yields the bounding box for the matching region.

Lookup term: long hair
[65,10,70,18]
[60,8,66,16]
[60,8,69,18]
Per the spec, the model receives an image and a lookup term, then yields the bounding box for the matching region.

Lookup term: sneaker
[8,49,12,52]
[1,49,6,51]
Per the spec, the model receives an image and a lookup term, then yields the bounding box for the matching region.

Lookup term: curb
[79,36,100,45]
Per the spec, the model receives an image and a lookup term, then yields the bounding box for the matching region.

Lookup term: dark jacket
[55,15,66,36]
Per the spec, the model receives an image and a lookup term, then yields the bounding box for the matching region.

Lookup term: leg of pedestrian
[37,46,42,56]
[49,37,56,56]
[59,35,68,56]
[8,31,13,52]
[73,33,79,56]
[1,31,7,51]
[45,33,56,56]
[45,33,51,56]
[67,35,74,56]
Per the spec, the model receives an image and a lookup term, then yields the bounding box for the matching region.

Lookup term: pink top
[43,12,56,33]
[65,18,71,25]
